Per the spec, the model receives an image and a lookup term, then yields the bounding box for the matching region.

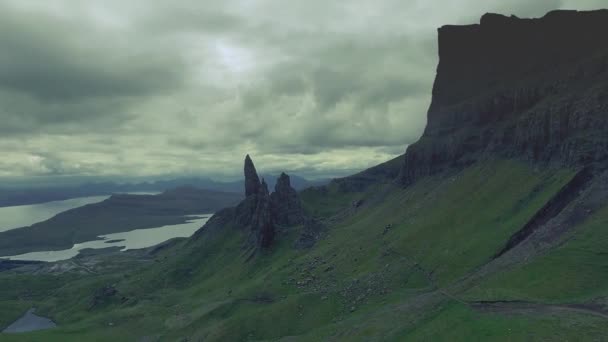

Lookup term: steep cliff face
[401,10,608,185]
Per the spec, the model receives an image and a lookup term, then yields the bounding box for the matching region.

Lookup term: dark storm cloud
[0,2,188,138]
[0,92,136,134]
[0,5,187,102]
[208,31,435,156]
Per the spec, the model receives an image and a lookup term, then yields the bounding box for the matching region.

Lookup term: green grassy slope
[5,159,608,341]
[401,301,608,341]
[466,204,608,303]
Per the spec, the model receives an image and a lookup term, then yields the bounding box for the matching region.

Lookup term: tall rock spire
[234,155,307,250]
[244,154,260,197]
[255,179,274,248]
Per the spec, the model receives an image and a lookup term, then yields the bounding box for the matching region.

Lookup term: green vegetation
[3,159,608,341]
[402,302,608,341]
[466,205,608,303]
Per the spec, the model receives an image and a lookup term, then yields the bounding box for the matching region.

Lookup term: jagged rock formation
[251,179,274,248]
[401,10,608,185]
[244,154,261,197]
[271,173,305,226]
[235,156,275,248]
[204,155,306,249]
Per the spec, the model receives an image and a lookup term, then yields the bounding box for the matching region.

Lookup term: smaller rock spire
[271,172,304,226]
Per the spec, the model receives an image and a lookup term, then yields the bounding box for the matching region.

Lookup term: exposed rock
[251,179,274,248]
[235,194,258,228]
[294,217,325,249]
[400,10,608,185]
[244,154,261,197]
[233,156,276,249]
[196,155,309,250]
[271,173,305,226]
[494,167,594,258]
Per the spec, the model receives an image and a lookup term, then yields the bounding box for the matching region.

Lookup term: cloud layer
[0,0,605,182]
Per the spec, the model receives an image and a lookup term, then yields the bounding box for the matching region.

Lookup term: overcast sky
[0,0,605,183]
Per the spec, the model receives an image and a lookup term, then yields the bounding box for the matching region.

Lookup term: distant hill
[0,174,328,207]
[0,186,242,256]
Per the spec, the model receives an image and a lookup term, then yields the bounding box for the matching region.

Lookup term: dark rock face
[294,217,325,249]
[236,156,274,248]
[271,173,305,226]
[494,167,594,258]
[244,154,260,197]
[195,155,308,250]
[231,156,308,249]
[251,179,274,248]
[400,10,608,185]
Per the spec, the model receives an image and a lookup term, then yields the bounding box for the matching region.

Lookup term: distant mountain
[0,174,329,207]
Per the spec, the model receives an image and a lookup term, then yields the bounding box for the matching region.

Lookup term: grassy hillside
[4,159,608,341]
[466,204,608,303]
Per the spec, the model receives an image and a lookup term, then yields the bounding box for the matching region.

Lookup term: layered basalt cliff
[401,10,608,185]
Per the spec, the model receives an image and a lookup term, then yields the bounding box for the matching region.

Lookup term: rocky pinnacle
[271,173,304,226]
[244,154,261,197]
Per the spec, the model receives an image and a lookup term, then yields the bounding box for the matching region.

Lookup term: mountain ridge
[0,174,328,207]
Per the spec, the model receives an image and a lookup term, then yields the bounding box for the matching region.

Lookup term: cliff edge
[401,10,608,185]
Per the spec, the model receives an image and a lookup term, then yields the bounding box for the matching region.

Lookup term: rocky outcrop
[215,155,307,249]
[251,179,274,248]
[244,154,261,197]
[195,155,309,250]
[294,217,325,249]
[235,156,275,248]
[494,167,594,258]
[400,10,608,185]
[271,173,305,226]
